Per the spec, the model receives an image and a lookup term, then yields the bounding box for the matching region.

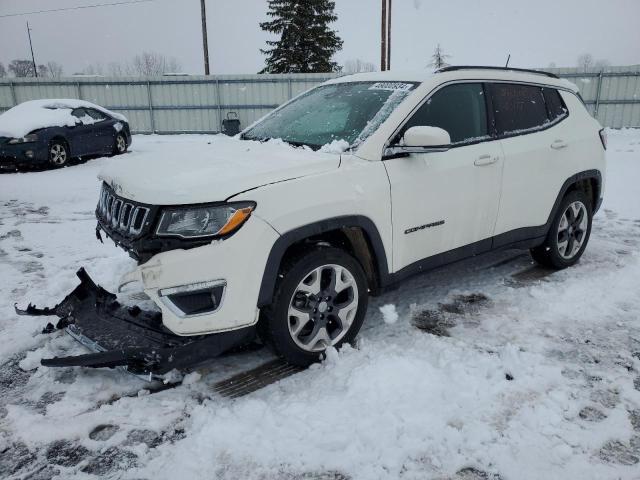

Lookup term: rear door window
[490,83,549,135]
[402,82,489,144]
[86,108,108,122]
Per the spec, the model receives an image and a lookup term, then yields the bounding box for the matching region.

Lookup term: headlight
[156,202,255,238]
[8,133,38,144]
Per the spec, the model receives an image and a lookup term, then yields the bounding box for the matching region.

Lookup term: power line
[0,0,155,19]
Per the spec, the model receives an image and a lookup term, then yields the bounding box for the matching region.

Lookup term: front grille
[96,184,151,238]
[95,183,212,264]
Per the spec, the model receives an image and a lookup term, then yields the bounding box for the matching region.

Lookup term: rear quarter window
[542,88,568,121]
[490,83,549,135]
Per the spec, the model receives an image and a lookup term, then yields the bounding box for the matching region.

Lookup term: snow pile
[319,139,349,153]
[379,303,399,324]
[0,99,126,138]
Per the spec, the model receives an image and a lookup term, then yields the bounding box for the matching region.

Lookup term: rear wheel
[48,140,68,167]
[260,247,369,366]
[530,190,592,269]
[113,133,127,155]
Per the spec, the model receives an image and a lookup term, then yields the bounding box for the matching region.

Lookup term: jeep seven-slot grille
[97,185,150,238]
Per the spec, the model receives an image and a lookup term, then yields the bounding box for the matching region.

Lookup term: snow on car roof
[0,99,126,139]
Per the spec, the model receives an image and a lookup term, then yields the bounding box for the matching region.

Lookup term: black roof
[437,65,560,79]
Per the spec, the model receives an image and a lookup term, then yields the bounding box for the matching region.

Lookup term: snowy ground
[1,131,639,480]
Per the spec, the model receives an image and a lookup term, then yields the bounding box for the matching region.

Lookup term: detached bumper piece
[15,268,253,375]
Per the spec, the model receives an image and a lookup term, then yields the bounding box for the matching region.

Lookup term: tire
[48,140,69,167]
[260,247,369,366]
[113,133,127,155]
[530,190,593,269]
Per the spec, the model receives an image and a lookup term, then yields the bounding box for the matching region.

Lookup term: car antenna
[505,54,511,68]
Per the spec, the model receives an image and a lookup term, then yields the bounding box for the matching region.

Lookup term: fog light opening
[159,280,226,317]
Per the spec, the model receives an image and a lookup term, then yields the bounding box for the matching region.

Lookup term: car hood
[99,136,341,205]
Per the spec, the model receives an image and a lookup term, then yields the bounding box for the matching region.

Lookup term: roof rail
[437,65,559,79]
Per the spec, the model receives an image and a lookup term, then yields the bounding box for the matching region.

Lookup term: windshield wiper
[281,140,322,150]
[240,134,320,151]
[240,133,266,142]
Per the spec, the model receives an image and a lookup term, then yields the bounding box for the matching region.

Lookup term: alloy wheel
[50,144,67,166]
[557,200,588,259]
[116,135,126,153]
[287,264,359,352]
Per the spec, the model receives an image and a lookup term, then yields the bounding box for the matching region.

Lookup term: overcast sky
[1,0,639,75]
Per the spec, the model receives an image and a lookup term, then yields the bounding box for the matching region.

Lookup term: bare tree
[37,64,49,78]
[81,63,105,76]
[164,57,181,74]
[343,58,376,74]
[46,61,64,78]
[130,52,181,76]
[594,59,611,70]
[75,54,181,77]
[428,44,451,71]
[107,61,125,77]
[0,62,6,78]
[577,53,593,72]
[577,54,611,72]
[8,59,36,77]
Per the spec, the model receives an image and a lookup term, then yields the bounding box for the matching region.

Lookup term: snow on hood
[0,99,127,138]
[99,135,341,205]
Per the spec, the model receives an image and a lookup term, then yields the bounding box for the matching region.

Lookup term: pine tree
[428,44,451,71]
[260,0,343,74]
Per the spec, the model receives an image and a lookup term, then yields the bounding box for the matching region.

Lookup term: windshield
[242,81,418,150]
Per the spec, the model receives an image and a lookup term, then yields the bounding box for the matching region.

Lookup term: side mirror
[402,126,451,147]
[384,126,451,158]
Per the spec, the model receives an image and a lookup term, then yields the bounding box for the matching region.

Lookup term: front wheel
[260,247,369,366]
[530,190,593,269]
[113,133,127,155]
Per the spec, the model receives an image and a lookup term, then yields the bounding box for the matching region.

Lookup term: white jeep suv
[30,67,606,372]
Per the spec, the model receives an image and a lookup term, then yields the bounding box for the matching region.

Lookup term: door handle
[551,139,568,150]
[474,154,498,166]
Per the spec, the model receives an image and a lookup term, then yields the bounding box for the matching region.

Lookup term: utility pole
[380,0,387,71]
[200,0,210,75]
[26,21,38,77]
[387,0,392,69]
[380,0,392,71]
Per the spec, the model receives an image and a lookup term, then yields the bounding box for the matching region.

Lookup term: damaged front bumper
[15,268,255,376]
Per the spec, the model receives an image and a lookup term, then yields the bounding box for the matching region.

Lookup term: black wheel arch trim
[548,169,602,219]
[493,169,601,249]
[257,215,390,308]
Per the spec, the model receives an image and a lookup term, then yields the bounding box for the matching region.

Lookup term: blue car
[0,99,131,170]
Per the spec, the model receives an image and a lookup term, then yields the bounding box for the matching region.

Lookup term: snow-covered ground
[1,131,639,479]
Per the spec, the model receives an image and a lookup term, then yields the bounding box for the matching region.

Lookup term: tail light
[599,129,607,150]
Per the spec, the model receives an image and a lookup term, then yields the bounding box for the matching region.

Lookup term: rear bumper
[16,268,255,375]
